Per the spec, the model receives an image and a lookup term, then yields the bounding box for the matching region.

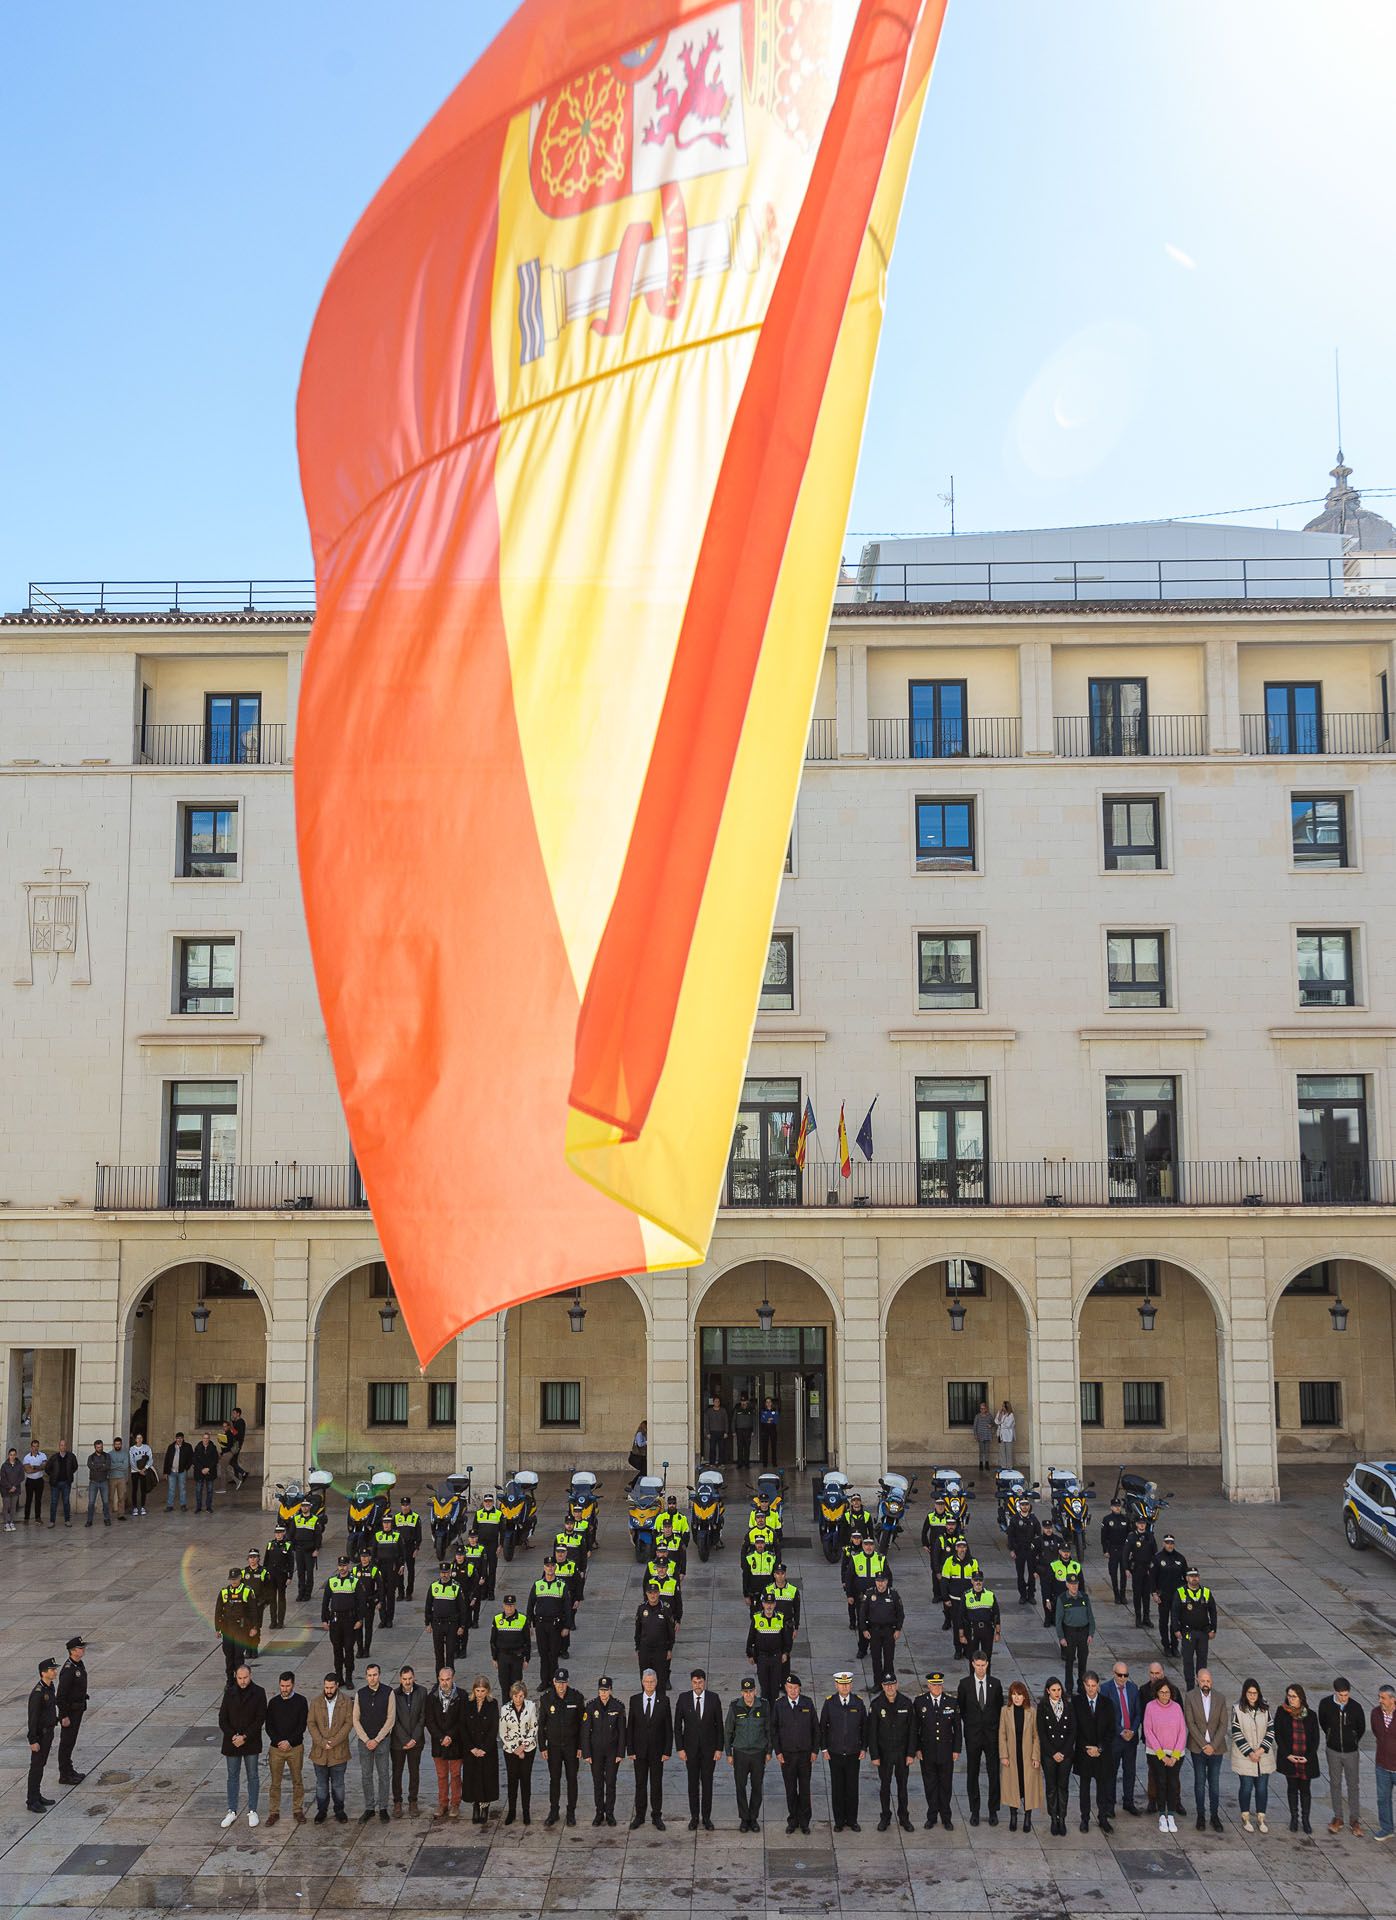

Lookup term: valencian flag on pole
[296,0,948,1360]
[837,1103,852,1179]
[793,1098,817,1174]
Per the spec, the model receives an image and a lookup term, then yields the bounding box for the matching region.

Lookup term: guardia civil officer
[724,1675,771,1832]
[539,1668,584,1826]
[868,1674,915,1832]
[911,1670,960,1830]
[772,1673,817,1834]
[581,1676,626,1826]
[27,1657,59,1812]
[818,1669,868,1832]
[56,1636,89,1784]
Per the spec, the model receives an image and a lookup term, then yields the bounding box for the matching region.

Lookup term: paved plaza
[2,1466,1396,1918]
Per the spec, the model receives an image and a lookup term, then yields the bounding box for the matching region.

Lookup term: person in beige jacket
[998,1681,1043,1832]
[1183,1672,1229,1833]
[308,1674,353,1822]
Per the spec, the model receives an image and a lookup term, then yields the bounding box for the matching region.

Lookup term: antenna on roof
[1334,347,1344,460]
[937,475,955,535]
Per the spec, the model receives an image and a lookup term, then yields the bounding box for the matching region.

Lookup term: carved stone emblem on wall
[14,848,91,987]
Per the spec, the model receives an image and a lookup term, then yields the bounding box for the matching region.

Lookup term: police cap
[66,1635,86,1652]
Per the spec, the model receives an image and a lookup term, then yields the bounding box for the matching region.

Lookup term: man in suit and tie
[1104,1659,1142,1818]
[1073,1671,1117,1833]
[955,1654,1004,1825]
[626,1668,672,1831]
[673,1667,725,1830]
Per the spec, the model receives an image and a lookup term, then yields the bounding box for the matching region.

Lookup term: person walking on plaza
[353,1662,395,1823]
[1176,1568,1217,1691]
[1370,1683,1396,1842]
[1100,1497,1129,1605]
[674,1667,723,1831]
[1319,1675,1366,1835]
[538,1669,582,1827]
[773,1672,818,1835]
[462,1674,501,1826]
[818,1669,866,1833]
[128,1435,154,1516]
[107,1437,130,1521]
[500,1679,538,1825]
[46,1441,77,1527]
[1,1448,23,1531]
[998,1680,1042,1833]
[426,1666,464,1819]
[1055,1574,1096,1698]
[1230,1677,1275,1833]
[1275,1683,1320,1834]
[162,1433,192,1513]
[218,1663,266,1828]
[1074,1671,1116,1833]
[56,1636,89,1784]
[909,1671,956,1831]
[581,1676,625,1827]
[264,1670,308,1826]
[192,1433,219,1513]
[994,1401,1016,1468]
[1143,1679,1186,1833]
[972,1400,994,1472]
[308,1674,351,1823]
[1105,1660,1142,1818]
[759,1396,779,1467]
[1184,1669,1228,1833]
[627,1668,671,1830]
[391,1665,425,1815]
[21,1442,48,1524]
[1037,1677,1076,1837]
[957,1655,1003,1825]
[27,1657,59,1812]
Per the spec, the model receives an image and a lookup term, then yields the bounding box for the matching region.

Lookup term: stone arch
[880,1247,1037,1337]
[308,1257,457,1482]
[1073,1249,1227,1329]
[882,1255,1033,1472]
[502,1275,650,1469]
[691,1255,841,1472]
[692,1251,844,1332]
[1269,1251,1396,1464]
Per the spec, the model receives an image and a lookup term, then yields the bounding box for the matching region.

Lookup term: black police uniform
[394,1506,421,1598]
[817,1688,868,1831]
[354,1560,382,1655]
[526,1574,573,1686]
[956,1586,1000,1666]
[490,1608,531,1694]
[27,1673,58,1809]
[291,1509,321,1600]
[868,1687,915,1828]
[424,1571,466,1675]
[1006,1508,1042,1602]
[214,1576,257,1682]
[581,1689,626,1822]
[473,1504,504,1592]
[859,1586,905,1685]
[539,1683,585,1821]
[1126,1527,1157,1627]
[372,1524,403,1626]
[56,1652,89,1781]
[1175,1583,1217,1691]
[263,1534,294,1628]
[321,1568,362,1684]
[1152,1547,1187,1653]
[458,1543,488,1625]
[912,1687,960,1828]
[746,1608,790,1705]
[1100,1507,1130,1604]
[772,1690,817,1832]
[634,1600,675,1693]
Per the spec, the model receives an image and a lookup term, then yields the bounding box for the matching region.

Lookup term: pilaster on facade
[841,1238,881,1481]
[456,1315,505,1484]
[1224,1239,1280,1504]
[835,642,869,759]
[1018,640,1054,756]
[267,1238,311,1506]
[1033,1241,1079,1480]
[649,1271,692,1480]
[1205,636,1241,754]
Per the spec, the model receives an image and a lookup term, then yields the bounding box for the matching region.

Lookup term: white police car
[1343,1461,1396,1556]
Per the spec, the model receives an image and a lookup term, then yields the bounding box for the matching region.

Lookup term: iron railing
[95,1164,366,1210]
[136,723,289,766]
[806,718,837,762]
[868,716,1022,761]
[1240,712,1392,756]
[722,1157,1396,1209]
[27,579,316,615]
[1053,714,1207,758]
[844,555,1373,605]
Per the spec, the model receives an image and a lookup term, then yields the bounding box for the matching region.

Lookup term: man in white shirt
[21,1447,47,1525]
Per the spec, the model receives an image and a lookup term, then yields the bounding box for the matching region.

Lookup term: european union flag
[855,1098,876,1161]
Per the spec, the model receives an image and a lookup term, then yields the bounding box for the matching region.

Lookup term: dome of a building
[1304,452,1396,550]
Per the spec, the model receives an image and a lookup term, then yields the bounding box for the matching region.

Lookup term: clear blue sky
[4,0,1393,605]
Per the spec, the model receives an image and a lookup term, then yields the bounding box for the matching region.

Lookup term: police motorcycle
[628,1465,668,1563]
[873,1470,917,1553]
[994,1468,1033,1535]
[276,1468,333,1531]
[931,1466,973,1537]
[814,1468,851,1563]
[567,1469,601,1549]
[499,1469,540,1561]
[427,1470,474,1560]
[1113,1467,1170,1533]
[1047,1465,1094,1554]
[691,1469,726,1562]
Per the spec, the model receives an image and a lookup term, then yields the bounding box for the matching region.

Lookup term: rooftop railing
[27,579,316,615]
[843,555,1386,604]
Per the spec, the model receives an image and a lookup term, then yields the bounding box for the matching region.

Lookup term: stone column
[456,1316,504,1484]
[836,643,869,759]
[1205,636,1240,754]
[841,1238,882,1480]
[1031,1240,1079,1482]
[1222,1239,1279,1503]
[648,1271,691,1483]
[266,1237,311,1508]
[1018,641,1054,757]
[285,646,304,757]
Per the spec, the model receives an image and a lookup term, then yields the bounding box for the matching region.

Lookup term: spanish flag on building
[296,0,946,1360]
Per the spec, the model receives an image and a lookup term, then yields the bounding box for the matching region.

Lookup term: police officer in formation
[772,1672,817,1834]
[215,1565,258,1682]
[747,1592,790,1704]
[912,1671,960,1829]
[634,1581,675,1693]
[1100,1496,1130,1605]
[956,1569,1000,1667]
[539,1668,585,1826]
[1152,1533,1188,1654]
[263,1524,294,1629]
[56,1636,89,1784]
[860,1569,905,1684]
[27,1657,59,1812]
[869,1673,915,1830]
[1006,1496,1042,1605]
[581,1675,625,1826]
[526,1555,573,1685]
[490,1594,531,1695]
[320,1553,362,1686]
[425,1562,465,1675]
[818,1669,867,1832]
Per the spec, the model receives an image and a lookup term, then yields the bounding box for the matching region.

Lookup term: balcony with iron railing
[136,723,289,766]
[95,1164,365,1210]
[868,716,1022,761]
[1240,713,1392,756]
[1053,714,1208,759]
[806,718,837,762]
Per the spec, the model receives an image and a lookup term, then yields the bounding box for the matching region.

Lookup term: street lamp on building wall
[1137,1269,1158,1333]
[378,1286,399,1335]
[190,1302,211,1335]
[756,1262,775,1334]
[567,1287,587,1334]
[947,1299,967,1333]
[1329,1295,1350,1332]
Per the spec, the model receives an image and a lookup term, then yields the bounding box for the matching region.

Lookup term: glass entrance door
[699,1325,830,1467]
[727,1078,800,1206]
[1090,677,1149,756]
[1298,1074,1368,1202]
[167,1080,238,1206]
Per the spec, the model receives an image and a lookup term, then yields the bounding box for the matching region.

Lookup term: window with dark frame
[946,1380,989,1427]
[760,933,795,1012]
[1285,1262,1334,1295]
[254,1383,266,1428]
[205,692,263,766]
[1291,794,1349,868]
[945,1259,987,1296]
[909,679,968,758]
[1107,931,1167,1008]
[1103,795,1163,871]
[1298,1074,1369,1203]
[918,932,980,1010]
[367,1263,393,1298]
[368,1382,410,1426]
[784,832,794,875]
[1090,677,1149,756]
[1297,929,1355,1006]
[915,797,976,873]
[177,936,236,1014]
[1122,1380,1165,1427]
[1080,1381,1104,1427]
[195,1382,237,1426]
[540,1380,582,1428]
[1264,681,1322,755]
[1299,1380,1341,1428]
[180,803,239,878]
[200,1263,252,1299]
[1091,1260,1159,1296]
[428,1382,457,1427]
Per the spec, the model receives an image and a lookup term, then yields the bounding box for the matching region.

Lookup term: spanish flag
[296,0,946,1360]
[837,1102,852,1179]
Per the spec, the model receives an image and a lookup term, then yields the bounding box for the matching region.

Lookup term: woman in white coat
[1230,1677,1277,1832]
[995,1402,1016,1469]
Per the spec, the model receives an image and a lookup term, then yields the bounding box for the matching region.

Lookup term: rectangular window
[428,1382,457,1427]
[200,1263,252,1298]
[168,1079,238,1208]
[1291,794,1350,868]
[1285,1262,1334,1294]
[254,1383,266,1428]
[540,1381,582,1428]
[179,803,239,878]
[205,693,263,766]
[1298,1074,1369,1202]
[1122,1381,1165,1428]
[1103,796,1163,871]
[368,1382,410,1427]
[1264,681,1322,755]
[915,797,976,873]
[1107,931,1167,1008]
[196,1382,237,1427]
[946,1380,988,1427]
[945,1259,986,1296]
[915,1076,988,1203]
[1106,1076,1177,1202]
[760,933,795,1012]
[1299,1381,1342,1428]
[1090,678,1148,756]
[909,679,967,758]
[784,832,794,876]
[1080,1381,1104,1428]
[1297,929,1355,1006]
[728,1076,801,1207]
[1092,1260,1158,1295]
[918,932,980,1010]
[177,936,236,1014]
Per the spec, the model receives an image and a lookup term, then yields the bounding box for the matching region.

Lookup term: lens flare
[177,1545,320,1654]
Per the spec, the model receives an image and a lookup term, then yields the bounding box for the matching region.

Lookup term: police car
[1342,1461,1396,1556]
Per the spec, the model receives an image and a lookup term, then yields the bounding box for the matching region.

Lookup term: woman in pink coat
[1143,1679,1186,1833]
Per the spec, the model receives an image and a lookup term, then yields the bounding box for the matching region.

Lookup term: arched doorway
[127,1259,270,1485]
[884,1259,1030,1472]
[1273,1257,1396,1464]
[310,1261,457,1483]
[1076,1258,1223,1479]
[694,1260,836,1472]
[503,1278,648,1470]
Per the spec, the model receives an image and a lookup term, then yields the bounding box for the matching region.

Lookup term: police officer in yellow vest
[746,1595,790,1705]
[743,1534,776,1603]
[292,1500,321,1601]
[762,1563,801,1635]
[424,1565,464,1675]
[844,1535,888,1650]
[527,1557,573,1686]
[489,1594,531,1694]
[956,1570,1001,1666]
[394,1496,421,1599]
[319,1554,360,1686]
